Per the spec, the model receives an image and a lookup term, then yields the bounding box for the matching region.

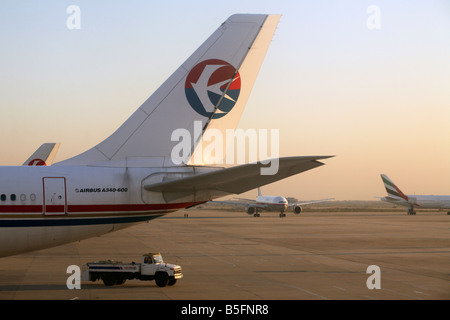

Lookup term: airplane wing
[23,143,60,166]
[209,200,266,209]
[288,198,335,207]
[234,198,257,203]
[144,156,333,200]
[209,200,249,207]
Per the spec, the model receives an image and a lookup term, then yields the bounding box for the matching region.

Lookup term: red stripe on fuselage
[0,205,42,213]
[0,202,202,214]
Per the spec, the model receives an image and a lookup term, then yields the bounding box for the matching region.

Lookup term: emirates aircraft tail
[57,14,281,167]
[380,174,409,202]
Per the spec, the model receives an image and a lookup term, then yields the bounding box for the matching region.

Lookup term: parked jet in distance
[380,174,450,215]
[212,187,334,217]
[0,14,333,258]
[23,143,60,166]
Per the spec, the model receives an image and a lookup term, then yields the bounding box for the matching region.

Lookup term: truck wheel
[168,279,177,286]
[155,272,168,287]
[102,274,116,286]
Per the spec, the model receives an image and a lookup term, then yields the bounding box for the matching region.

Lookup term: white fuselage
[382,195,450,209]
[0,165,210,257]
[255,195,288,212]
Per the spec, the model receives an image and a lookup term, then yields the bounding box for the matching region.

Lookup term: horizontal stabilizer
[144,156,333,196]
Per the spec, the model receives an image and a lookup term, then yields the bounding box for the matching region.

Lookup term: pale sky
[1,0,449,200]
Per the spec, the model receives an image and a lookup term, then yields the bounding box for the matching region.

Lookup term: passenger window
[10,194,16,201]
[20,194,26,201]
[0,194,6,201]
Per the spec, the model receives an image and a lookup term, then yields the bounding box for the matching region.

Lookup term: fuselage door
[43,177,67,215]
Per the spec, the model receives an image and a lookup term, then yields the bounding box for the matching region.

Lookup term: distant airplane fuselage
[380,174,450,215]
[214,187,333,217]
[255,195,289,212]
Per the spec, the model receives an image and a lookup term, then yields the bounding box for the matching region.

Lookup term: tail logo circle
[185,59,241,119]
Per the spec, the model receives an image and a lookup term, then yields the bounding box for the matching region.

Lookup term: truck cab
[140,253,182,286]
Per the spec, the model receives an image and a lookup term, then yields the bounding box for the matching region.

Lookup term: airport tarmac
[0,209,448,300]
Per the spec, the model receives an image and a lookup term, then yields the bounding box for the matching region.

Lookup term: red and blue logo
[185,59,241,119]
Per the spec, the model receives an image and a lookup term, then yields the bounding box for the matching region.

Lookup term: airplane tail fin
[380,174,409,201]
[24,143,60,166]
[57,14,281,167]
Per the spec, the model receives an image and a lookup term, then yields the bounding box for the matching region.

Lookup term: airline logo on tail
[185,59,241,119]
[28,159,47,166]
[381,174,408,201]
